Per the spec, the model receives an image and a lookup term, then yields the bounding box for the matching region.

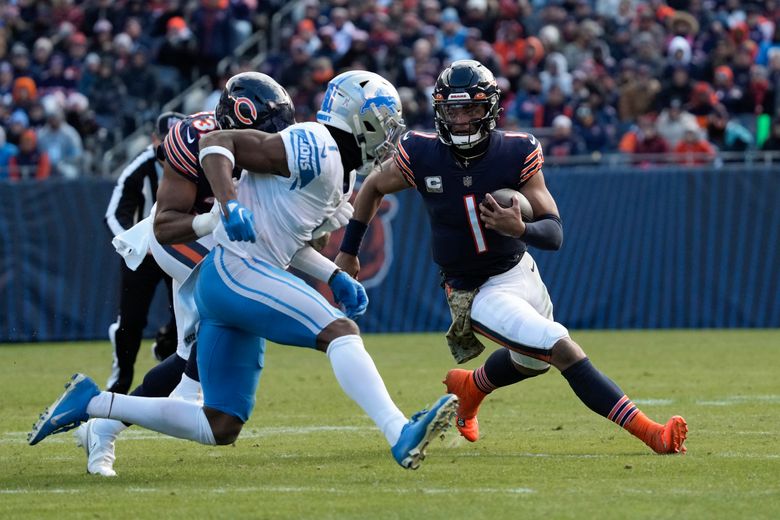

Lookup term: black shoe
[151,324,177,362]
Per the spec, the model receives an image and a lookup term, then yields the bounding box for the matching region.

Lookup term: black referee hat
[154,111,186,137]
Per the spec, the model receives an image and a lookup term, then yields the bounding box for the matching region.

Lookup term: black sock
[184,342,200,382]
[473,349,543,394]
[561,357,626,419]
[130,354,187,398]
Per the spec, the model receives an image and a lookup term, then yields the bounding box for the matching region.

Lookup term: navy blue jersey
[395,129,544,290]
[161,111,241,214]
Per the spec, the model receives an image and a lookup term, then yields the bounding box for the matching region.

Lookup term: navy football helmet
[432,60,501,149]
[215,72,296,132]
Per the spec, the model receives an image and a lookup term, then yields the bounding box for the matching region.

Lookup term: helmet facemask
[434,99,493,149]
[352,103,406,174]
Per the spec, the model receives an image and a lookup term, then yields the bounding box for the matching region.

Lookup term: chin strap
[450,131,486,149]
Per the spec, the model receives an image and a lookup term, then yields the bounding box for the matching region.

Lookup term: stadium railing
[99,23,269,179]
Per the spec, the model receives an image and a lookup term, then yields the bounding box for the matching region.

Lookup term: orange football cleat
[443,369,487,442]
[647,415,688,454]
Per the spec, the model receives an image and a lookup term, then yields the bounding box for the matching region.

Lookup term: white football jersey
[214,122,354,267]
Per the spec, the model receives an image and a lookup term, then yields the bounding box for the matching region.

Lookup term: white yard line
[1,485,534,496]
[632,399,674,405]
[0,425,374,444]
[697,395,780,405]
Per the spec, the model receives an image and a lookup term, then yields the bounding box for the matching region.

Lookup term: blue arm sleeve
[521,214,563,250]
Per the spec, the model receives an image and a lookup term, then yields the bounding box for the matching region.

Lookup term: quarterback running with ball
[336,60,688,455]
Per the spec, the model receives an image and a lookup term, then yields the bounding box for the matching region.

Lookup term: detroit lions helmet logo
[360,90,399,115]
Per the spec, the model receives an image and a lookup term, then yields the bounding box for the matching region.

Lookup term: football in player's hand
[491,188,534,222]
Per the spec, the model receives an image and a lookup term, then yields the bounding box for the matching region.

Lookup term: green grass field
[1,330,778,519]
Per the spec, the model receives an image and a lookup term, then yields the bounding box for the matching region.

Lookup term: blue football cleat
[391,394,458,470]
[28,374,100,446]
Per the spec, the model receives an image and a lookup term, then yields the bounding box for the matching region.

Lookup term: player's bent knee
[316,318,359,352]
[204,407,244,445]
[509,350,552,373]
[550,338,586,371]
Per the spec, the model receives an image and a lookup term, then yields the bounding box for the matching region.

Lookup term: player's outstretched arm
[154,162,203,244]
[336,158,411,278]
[199,129,290,210]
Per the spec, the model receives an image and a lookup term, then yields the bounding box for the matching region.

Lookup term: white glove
[312,201,354,239]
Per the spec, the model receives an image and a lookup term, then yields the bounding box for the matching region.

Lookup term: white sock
[90,418,128,440]
[326,335,407,446]
[169,374,203,404]
[87,392,215,445]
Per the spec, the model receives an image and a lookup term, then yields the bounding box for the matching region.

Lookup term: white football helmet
[316,70,405,173]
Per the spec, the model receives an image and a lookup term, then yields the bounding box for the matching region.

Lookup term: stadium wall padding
[1,167,778,342]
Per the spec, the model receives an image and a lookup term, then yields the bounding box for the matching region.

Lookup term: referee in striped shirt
[104,111,185,394]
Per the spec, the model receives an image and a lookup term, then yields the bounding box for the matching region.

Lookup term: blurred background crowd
[1,0,780,180]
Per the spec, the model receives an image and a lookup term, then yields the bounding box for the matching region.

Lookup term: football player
[73,72,298,476]
[30,71,457,471]
[335,60,688,454]
[104,111,183,395]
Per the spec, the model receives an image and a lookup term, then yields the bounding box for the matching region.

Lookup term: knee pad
[509,350,552,371]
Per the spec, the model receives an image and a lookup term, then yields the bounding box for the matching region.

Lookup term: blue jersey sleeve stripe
[307,130,322,176]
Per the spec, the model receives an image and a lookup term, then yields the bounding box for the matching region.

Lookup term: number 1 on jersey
[464,195,487,253]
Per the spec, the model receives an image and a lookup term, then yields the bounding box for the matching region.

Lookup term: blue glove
[329,270,369,319]
[222,199,256,242]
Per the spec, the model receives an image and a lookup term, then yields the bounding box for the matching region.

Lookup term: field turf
[1,330,778,519]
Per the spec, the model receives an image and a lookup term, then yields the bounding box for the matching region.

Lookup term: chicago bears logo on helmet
[233,96,257,126]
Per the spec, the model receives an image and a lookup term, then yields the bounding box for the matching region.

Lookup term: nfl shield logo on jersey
[463,176,473,187]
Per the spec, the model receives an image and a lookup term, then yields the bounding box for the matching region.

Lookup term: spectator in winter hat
[31,38,54,81]
[10,43,32,76]
[38,106,84,178]
[656,98,699,148]
[674,119,716,165]
[9,129,51,181]
[545,114,587,157]
[12,77,38,109]
[7,109,30,145]
[67,33,89,69]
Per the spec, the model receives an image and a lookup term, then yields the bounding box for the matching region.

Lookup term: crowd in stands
[2,0,780,181]
[261,0,780,165]
[0,0,267,180]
